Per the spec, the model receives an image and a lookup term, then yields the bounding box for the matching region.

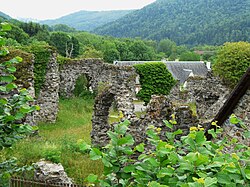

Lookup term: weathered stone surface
[34,161,72,184]
[34,52,60,123]
[233,88,250,127]
[59,59,137,99]
[186,72,230,120]
[168,72,230,121]
[92,94,199,147]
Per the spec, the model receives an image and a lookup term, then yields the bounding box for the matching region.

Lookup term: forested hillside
[40,10,134,31]
[0,11,11,20]
[94,0,250,46]
[2,16,215,63]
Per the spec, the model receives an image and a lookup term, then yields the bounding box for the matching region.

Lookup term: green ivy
[21,44,53,96]
[133,62,176,104]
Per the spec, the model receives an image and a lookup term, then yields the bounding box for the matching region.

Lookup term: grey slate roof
[166,62,208,83]
[114,61,208,83]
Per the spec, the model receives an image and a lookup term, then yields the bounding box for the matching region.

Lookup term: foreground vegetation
[83,118,250,186]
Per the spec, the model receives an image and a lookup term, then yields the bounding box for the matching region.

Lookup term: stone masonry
[34,52,60,123]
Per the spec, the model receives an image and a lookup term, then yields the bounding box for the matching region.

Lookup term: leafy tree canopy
[213,41,250,87]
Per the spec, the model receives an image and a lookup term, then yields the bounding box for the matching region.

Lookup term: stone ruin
[91,68,250,147]
[168,72,231,121]
[34,161,72,184]
[1,49,249,149]
[23,52,137,124]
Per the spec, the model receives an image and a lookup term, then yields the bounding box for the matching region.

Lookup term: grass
[188,102,197,117]
[1,97,103,184]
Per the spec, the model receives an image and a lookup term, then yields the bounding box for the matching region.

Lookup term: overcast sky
[1,0,156,20]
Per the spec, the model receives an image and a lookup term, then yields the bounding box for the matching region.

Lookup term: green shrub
[213,41,250,87]
[82,116,250,186]
[134,62,176,104]
[73,74,93,99]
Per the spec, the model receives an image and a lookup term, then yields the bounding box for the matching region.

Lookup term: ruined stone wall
[186,72,230,120]
[233,88,250,126]
[60,59,137,116]
[59,59,136,97]
[168,72,230,121]
[91,94,199,147]
[34,52,60,123]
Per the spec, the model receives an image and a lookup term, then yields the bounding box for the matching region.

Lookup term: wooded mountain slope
[94,0,250,46]
[40,10,134,31]
[0,11,11,20]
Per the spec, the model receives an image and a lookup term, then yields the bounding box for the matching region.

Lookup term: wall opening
[73,74,93,99]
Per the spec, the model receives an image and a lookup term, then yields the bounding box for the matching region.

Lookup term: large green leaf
[89,148,102,160]
[204,177,218,187]
[195,131,206,145]
[123,165,135,173]
[85,174,98,183]
[245,169,250,180]
[1,75,15,83]
[6,83,17,91]
[157,167,174,178]
[117,134,134,145]
[135,143,144,152]
[217,173,232,184]
[7,67,16,73]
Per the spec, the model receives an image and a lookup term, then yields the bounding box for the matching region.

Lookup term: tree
[179,51,201,61]
[134,62,176,104]
[33,30,50,43]
[6,24,29,44]
[101,41,120,63]
[49,32,80,58]
[129,40,156,61]
[213,41,250,87]
[115,41,133,61]
[51,24,76,32]
[157,39,177,57]
[81,46,103,59]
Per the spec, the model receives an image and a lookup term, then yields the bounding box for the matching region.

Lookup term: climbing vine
[133,62,176,104]
[22,43,53,96]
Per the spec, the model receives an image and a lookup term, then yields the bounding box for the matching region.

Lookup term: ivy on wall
[134,62,176,104]
[22,44,54,96]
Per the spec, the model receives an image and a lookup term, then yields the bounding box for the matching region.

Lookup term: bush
[82,116,250,187]
[213,41,250,87]
[134,62,176,104]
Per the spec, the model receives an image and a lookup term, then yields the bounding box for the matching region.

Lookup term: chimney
[206,61,211,70]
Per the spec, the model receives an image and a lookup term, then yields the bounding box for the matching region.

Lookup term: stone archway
[32,57,137,125]
[91,87,115,146]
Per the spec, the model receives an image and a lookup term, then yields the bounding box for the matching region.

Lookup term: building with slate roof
[114,60,210,84]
